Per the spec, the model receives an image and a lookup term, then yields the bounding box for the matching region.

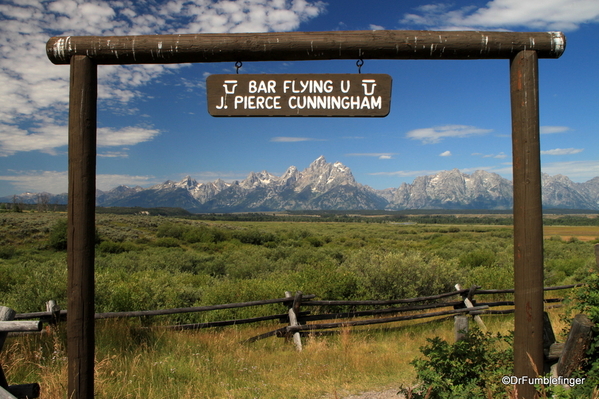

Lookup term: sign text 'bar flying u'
[207,74,392,117]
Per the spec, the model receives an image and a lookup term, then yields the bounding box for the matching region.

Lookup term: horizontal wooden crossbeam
[46,30,565,65]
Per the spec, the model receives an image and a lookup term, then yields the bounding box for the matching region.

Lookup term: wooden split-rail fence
[3,284,591,394]
[12,285,576,345]
[0,306,41,399]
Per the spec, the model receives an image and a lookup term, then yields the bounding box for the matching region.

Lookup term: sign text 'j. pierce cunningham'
[207,74,392,117]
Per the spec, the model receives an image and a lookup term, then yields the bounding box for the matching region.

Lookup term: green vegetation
[1,211,597,318]
[405,329,514,398]
[557,273,599,398]
[0,211,598,398]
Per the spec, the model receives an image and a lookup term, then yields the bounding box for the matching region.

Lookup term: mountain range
[4,156,599,212]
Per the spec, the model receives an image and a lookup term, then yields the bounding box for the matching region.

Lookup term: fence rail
[14,284,579,324]
[0,306,41,399]
[1,283,581,395]
[11,285,578,342]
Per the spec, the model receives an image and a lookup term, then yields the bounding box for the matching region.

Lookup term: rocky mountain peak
[5,157,599,212]
[240,170,278,189]
[295,156,356,193]
[177,176,198,190]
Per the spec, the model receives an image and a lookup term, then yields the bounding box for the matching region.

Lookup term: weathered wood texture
[454,315,469,342]
[286,291,303,351]
[510,50,544,399]
[0,321,42,333]
[0,387,17,399]
[0,307,40,398]
[557,314,595,378]
[93,295,315,319]
[543,312,557,354]
[455,284,487,331]
[47,30,565,65]
[0,307,16,395]
[548,343,565,362]
[0,307,16,351]
[15,287,573,322]
[67,55,97,399]
[246,305,489,343]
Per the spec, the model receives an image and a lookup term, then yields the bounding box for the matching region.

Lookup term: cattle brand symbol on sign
[207,74,392,117]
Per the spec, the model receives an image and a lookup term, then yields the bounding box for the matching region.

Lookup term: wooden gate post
[67,55,97,399]
[510,50,544,399]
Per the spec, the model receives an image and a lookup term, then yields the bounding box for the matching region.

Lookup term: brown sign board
[207,74,392,117]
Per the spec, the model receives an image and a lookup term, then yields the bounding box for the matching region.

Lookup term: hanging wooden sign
[206,74,392,117]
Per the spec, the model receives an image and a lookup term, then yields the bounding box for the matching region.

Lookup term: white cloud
[400,0,599,31]
[541,148,584,156]
[369,169,442,177]
[95,174,158,191]
[439,151,452,157]
[0,171,68,194]
[542,160,599,181]
[98,127,161,147]
[98,151,130,158]
[474,152,508,159]
[369,24,385,30]
[346,153,396,159]
[0,124,160,156]
[406,125,492,144]
[0,123,67,156]
[0,170,157,194]
[0,0,325,157]
[540,126,572,134]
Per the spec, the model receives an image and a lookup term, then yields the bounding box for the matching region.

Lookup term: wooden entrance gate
[46,30,566,399]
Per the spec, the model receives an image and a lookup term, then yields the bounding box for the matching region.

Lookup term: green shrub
[559,273,599,398]
[47,219,68,250]
[98,240,137,254]
[459,249,496,269]
[343,249,464,300]
[153,237,181,248]
[156,222,187,239]
[231,229,277,245]
[405,328,513,399]
[0,246,17,259]
[1,256,68,312]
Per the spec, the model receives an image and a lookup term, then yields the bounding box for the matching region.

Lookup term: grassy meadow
[0,210,597,398]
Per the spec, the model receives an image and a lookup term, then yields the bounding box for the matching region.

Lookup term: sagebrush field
[0,210,597,398]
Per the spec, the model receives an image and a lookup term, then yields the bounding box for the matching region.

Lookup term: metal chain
[356,59,364,74]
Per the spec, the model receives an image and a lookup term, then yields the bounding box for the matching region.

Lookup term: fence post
[557,314,594,378]
[46,300,60,326]
[0,307,16,351]
[455,284,487,331]
[454,316,469,342]
[285,291,303,351]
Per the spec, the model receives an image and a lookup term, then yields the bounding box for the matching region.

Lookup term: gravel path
[339,388,403,398]
[322,387,407,399]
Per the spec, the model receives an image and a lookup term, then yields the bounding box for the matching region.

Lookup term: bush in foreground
[405,328,513,399]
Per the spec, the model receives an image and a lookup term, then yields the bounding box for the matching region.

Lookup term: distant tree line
[3,204,598,226]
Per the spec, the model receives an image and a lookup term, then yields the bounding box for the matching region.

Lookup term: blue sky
[0,0,598,197]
